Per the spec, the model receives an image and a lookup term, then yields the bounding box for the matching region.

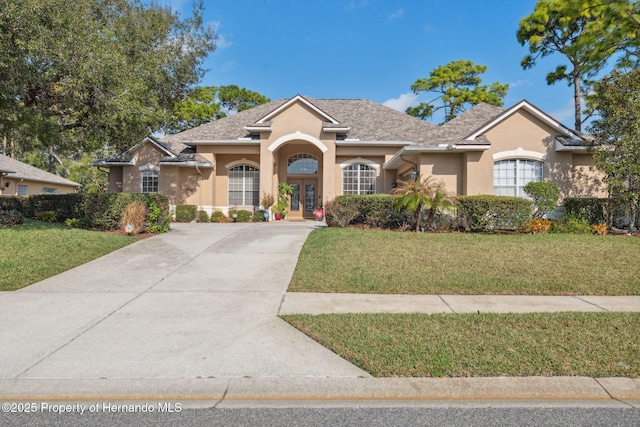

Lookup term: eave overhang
[245,125,271,133]
[322,126,351,133]
[181,140,261,145]
[158,160,214,168]
[90,160,135,167]
[554,140,590,152]
[335,140,412,146]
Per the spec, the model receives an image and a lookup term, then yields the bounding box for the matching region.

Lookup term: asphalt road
[2,406,639,427]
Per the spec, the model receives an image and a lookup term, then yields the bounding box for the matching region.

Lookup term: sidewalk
[280,293,640,315]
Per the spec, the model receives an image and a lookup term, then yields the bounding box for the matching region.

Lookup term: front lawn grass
[0,219,136,291]
[289,228,640,295]
[283,312,640,377]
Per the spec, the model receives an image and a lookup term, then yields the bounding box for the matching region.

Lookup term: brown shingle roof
[422,103,504,146]
[160,97,439,144]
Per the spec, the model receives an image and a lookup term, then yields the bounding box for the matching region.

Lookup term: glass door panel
[305,184,315,212]
[290,184,300,211]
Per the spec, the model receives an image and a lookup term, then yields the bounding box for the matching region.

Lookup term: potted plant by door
[275,182,294,220]
[272,202,286,220]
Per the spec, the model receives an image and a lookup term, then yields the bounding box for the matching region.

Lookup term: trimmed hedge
[563,198,609,225]
[458,195,532,232]
[253,209,268,222]
[0,209,24,228]
[175,204,197,222]
[325,195,409,229]
[229,209,252,222]
[196,210,210,222]
[0,193,171,233]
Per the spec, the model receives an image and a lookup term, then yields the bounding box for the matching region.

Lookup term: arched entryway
[266,132,328,220]
[287,153,319,219]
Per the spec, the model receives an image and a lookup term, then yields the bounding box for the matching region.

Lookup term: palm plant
[392,174,457,232]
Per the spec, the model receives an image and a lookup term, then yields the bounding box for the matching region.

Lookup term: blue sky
[165,0,612,128]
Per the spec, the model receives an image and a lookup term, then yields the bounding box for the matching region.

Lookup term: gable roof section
[0,155,80,187]
[256,94,340,125]
[464,100,587,146]
[161,96,439,145]
[93,136,213,168]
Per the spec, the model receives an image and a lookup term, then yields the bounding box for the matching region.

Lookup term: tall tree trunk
[573,67,582,132]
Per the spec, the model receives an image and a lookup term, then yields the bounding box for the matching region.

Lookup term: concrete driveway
[0,222,369,379]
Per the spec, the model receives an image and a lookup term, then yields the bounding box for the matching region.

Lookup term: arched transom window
[228,165,259,206]
[494,159,543,197]
[287,153,318,174]
[343,164,376,195]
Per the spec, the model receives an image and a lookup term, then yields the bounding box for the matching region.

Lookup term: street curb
[0,377,638,408]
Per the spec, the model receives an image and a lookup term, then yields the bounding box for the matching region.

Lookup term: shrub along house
[93,95,604,218]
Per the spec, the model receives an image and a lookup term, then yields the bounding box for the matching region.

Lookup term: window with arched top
[228,165,259,206]
[494,159,543,197]
[287,153,318,174]
[342,164,376,195]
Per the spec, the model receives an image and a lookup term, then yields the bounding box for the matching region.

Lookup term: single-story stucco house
[0,155,80,196]
[93,95,604,219]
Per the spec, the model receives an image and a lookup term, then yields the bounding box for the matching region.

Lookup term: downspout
[399,153,419,178]
[195,164,203,211]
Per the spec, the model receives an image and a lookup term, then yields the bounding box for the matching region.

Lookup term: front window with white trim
[141,170,158,193]
[228,165,259,206]
[493,159,543,197]
[343,164,376,195]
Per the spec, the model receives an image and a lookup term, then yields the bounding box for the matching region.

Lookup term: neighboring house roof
[93,136,214,168]
[0,155,80,187]
[161,96,440,144]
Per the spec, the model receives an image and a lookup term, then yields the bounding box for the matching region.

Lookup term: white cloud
[345,0,370,11]
[216,34,233,49]
[509,79,532,88]
[388,8,404,21]
[383,92,419,112]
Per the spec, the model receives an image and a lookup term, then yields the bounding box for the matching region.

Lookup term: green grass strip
[289,228,640,295]
[0,219,135,291]
[283,312,640,377]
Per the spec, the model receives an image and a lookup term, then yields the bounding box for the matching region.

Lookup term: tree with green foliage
[0,0,216,160]
[406,60,508,124]
[524,181,560,218]
[517,0,638,132]
[67,155,108,193]
[588,69,640,228]
[166,85,270,134]
[392,175,457,232]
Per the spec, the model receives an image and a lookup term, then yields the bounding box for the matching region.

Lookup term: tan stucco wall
[419,153,463,195]
[462,109,603,198]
